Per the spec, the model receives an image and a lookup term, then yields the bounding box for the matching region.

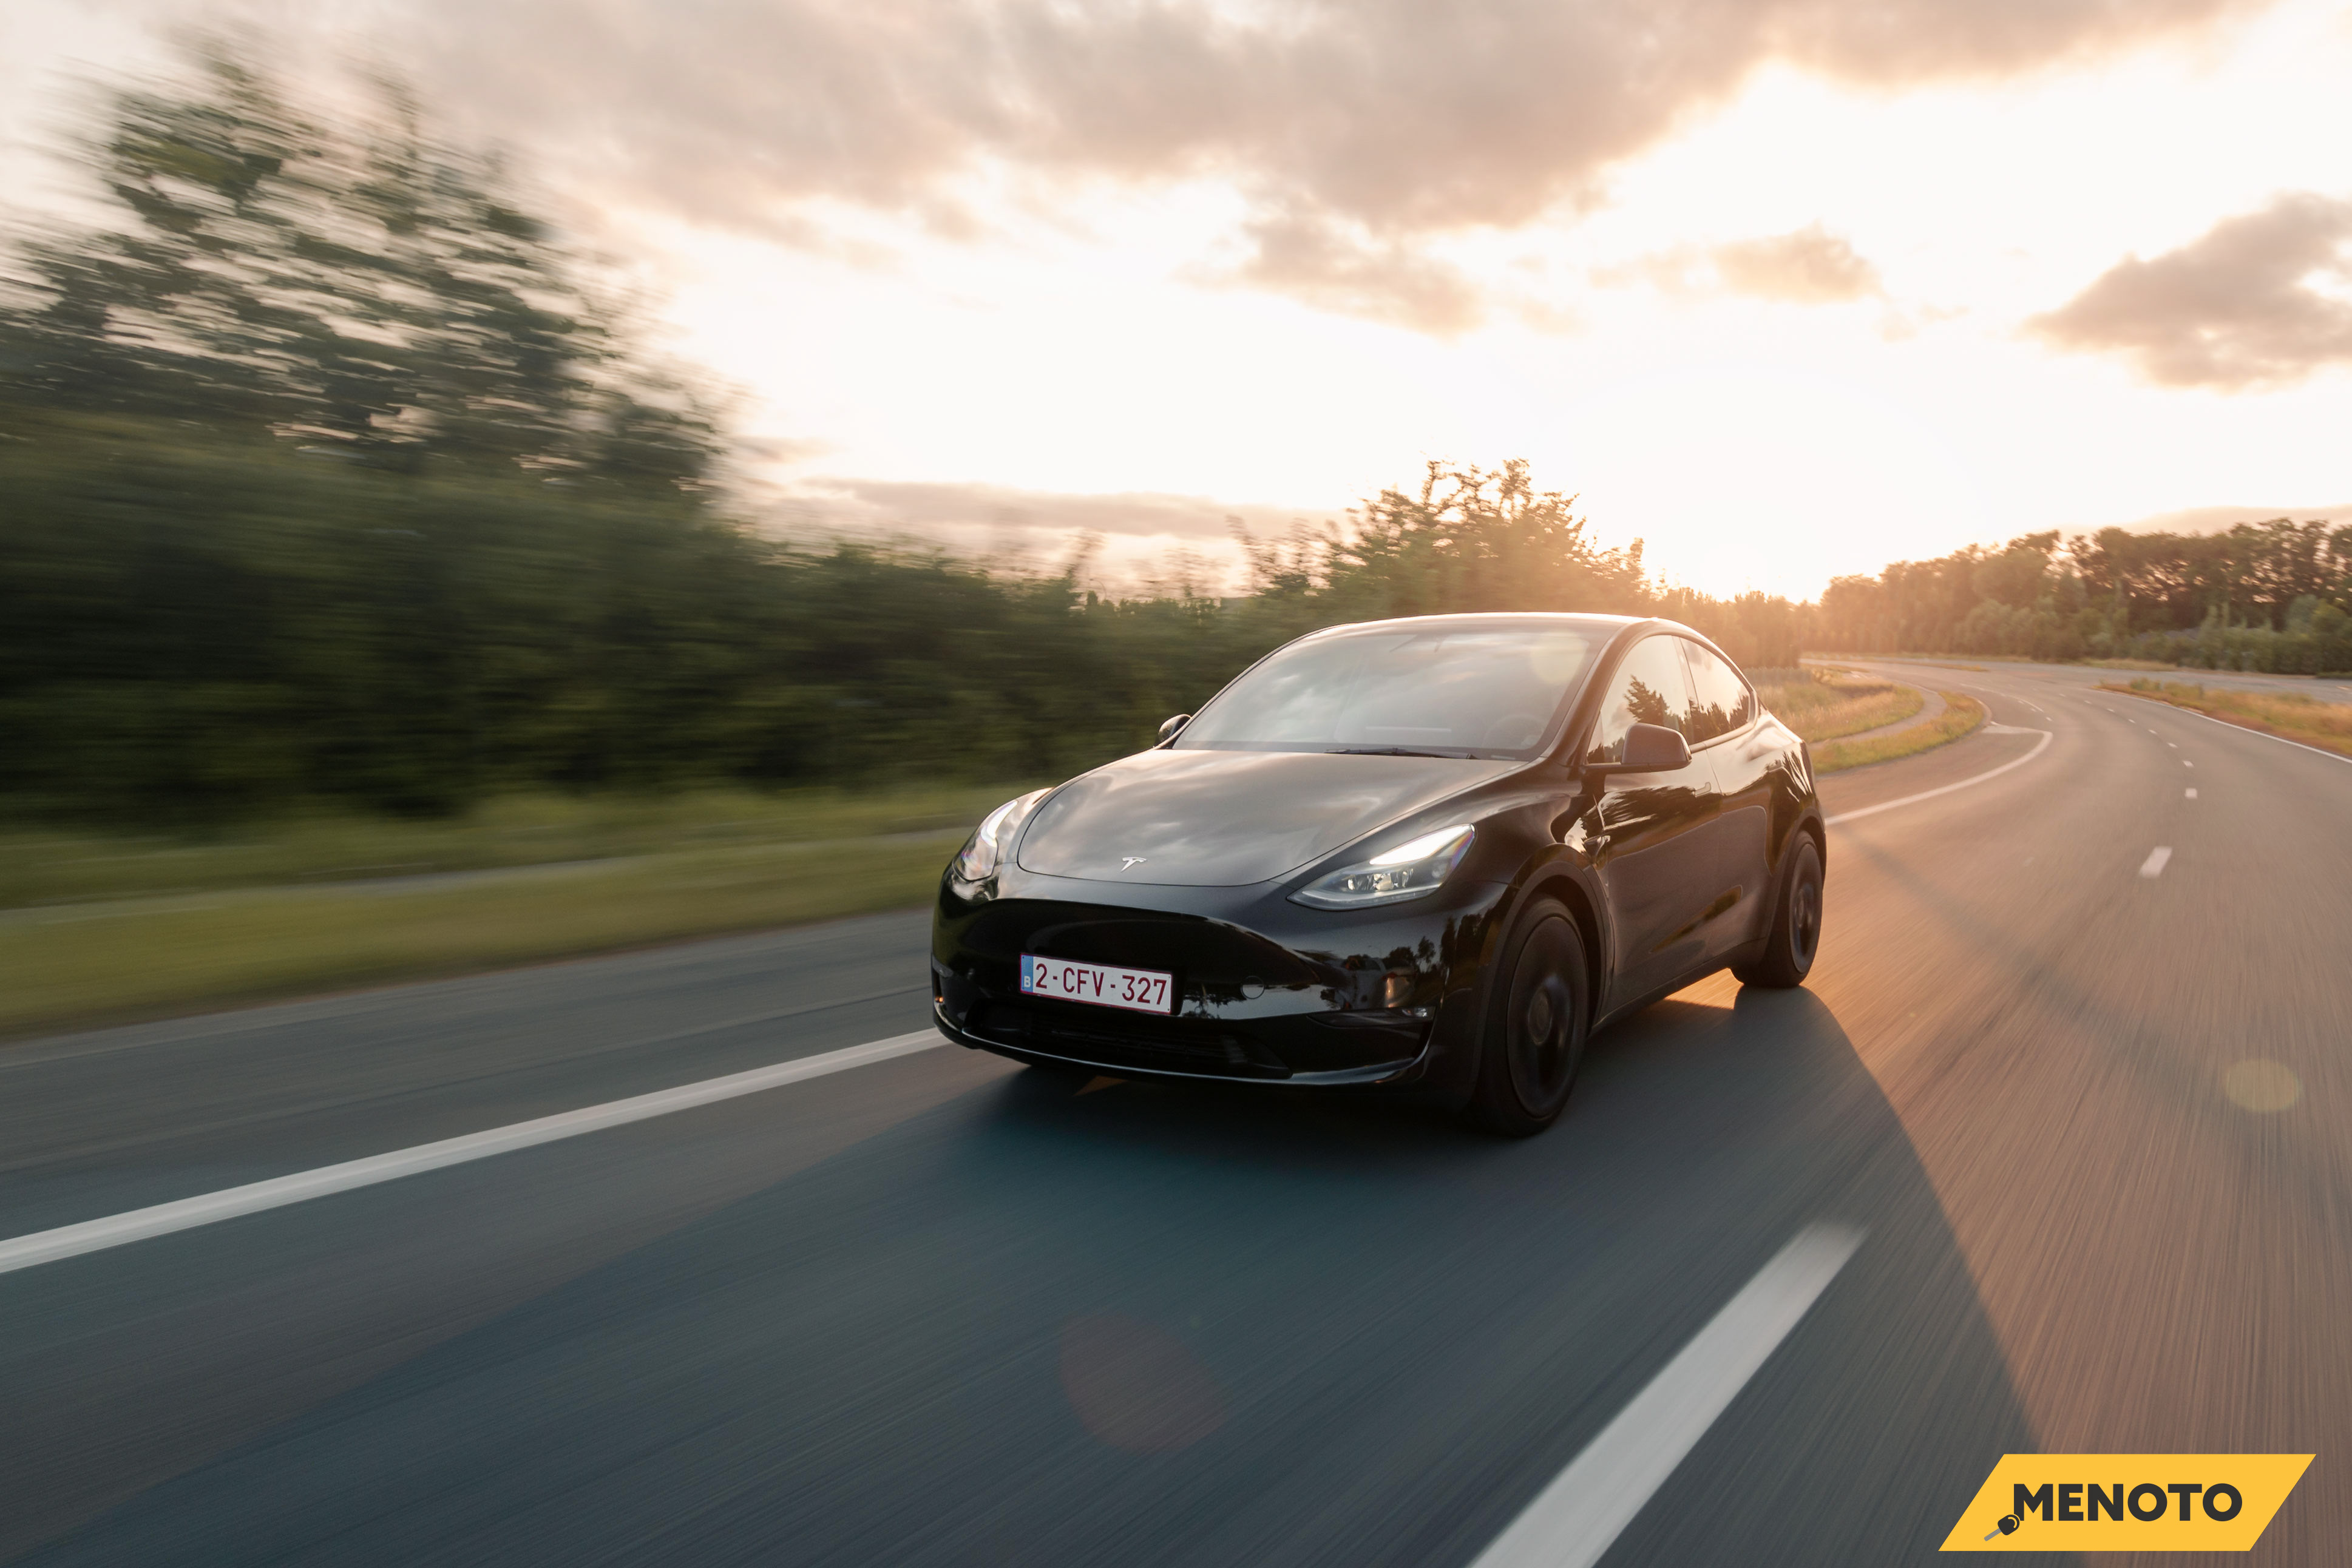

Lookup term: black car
[930,613,1824,1135]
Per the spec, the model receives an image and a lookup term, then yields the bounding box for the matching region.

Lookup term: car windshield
[1176,627,1597,757]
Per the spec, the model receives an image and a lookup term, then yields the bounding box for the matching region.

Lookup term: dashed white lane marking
[2184,760,2195,768]
[1469,1225,1864,1568]
[2167,742,2178,748]
[2140,846,2173,879]
[1824,728,2052,828]
[0,1030,946,1276]
[2186,788,2198,799]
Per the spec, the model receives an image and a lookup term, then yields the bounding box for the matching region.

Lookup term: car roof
[1298,612,1648,638]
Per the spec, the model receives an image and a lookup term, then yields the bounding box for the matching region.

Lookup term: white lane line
[2186,788,2198,799]
[1823,728,2052,828]
[2140,846,2172,879]
[1469,1225,1864,1568]
[0,1030,944,1276]
[2167,742,2178,749]
[2183,760,2194,768]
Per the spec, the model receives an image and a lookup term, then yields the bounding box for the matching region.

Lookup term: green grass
[0,785,1018,910]
[1811,693,1987,773]
[1803,654,1990,672]
[2104,679,2352,758]
[1755,670,1924,743]
[0,783,1028,1039]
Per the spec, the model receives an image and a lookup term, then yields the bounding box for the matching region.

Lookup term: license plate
[1020,955,1174,1015]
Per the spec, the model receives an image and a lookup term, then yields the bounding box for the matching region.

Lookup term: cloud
[51,0,2274,327]
[1208,209,1485,333]
[761,475,1315,595]
[774,476,1319,541]
[1711,225,1882,302]
[1601,224,1882,303]
[2030,192,2352,388]
[398,0,2264,231]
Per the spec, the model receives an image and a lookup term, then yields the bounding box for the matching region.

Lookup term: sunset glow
[11,0,2351,595]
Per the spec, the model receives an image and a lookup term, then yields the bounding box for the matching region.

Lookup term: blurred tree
[1320,459,1649,620]
[0,44,717,485]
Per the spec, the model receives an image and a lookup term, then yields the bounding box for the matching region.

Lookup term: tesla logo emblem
[1120,856,1148,871]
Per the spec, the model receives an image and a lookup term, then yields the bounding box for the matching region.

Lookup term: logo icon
[1120,856,1148,871]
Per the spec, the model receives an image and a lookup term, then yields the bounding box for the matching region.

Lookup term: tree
[0,44,719,486]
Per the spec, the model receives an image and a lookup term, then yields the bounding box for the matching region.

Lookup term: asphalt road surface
[4,664,2346,1566]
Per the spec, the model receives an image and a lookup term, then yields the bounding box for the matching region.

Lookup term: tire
[1733,833,1823,989]
[1466,900,1590,1137]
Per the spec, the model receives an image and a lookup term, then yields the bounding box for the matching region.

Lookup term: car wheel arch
[1467,863,1609,1067]
[1788,810,1827,876]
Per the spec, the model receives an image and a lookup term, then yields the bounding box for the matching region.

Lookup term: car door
[1582,635,1723,1009]
[1679,639,1772,961]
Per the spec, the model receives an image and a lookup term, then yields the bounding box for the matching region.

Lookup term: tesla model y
[930,613,1824,1134]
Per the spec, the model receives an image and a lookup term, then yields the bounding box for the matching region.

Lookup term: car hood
[1015,748,1516,887]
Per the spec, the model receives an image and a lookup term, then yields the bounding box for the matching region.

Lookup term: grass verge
[1756,669,1924,742]
[1805,654,1988,672]
[0,830,969,1041]
[1810,693,1987,774]
[2102,679,2352,758]
[0,782,1032,1040]
[0,784,1020,909]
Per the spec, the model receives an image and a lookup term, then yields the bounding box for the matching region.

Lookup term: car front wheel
[1467,899,1590,1137]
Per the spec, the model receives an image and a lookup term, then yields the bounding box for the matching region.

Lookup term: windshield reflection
[1176,627,1595,758]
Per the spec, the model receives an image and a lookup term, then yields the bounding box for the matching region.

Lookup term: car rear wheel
[1467,899,1589,1137]
[1733,833,1823,989]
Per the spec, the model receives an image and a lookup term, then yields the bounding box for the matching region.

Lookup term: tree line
[1,49,1806,824]
[1813,524,2352,674]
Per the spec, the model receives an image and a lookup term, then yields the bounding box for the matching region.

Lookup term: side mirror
[1585,721,1692,777]
[1157,713,1191,745]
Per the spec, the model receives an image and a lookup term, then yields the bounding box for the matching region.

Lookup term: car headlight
[1289,825,1476,910]
[952,789,1049,884]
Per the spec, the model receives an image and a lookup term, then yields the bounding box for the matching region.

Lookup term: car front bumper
[930,874,1511,1089]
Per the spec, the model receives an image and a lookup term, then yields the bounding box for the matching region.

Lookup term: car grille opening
[969,1000,1292,1080]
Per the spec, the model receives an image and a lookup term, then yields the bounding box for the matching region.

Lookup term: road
[2,663,2345,1565]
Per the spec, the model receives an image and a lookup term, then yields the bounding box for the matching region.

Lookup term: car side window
[1583,636,1696,764]
[1679,641,1754,745]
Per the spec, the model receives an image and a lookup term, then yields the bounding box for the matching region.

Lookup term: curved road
[1,663,2345,1565]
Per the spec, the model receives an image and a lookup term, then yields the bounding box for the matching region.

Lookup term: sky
[6,0,2352,599]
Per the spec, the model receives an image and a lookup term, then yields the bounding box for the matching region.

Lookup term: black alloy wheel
[1468,899,1590,1137]
[1734,833,1823,989]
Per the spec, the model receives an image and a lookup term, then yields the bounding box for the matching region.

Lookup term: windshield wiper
[1325,746,1471,758]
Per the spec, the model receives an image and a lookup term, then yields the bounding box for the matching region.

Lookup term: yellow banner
[1942,1455,2311,1551]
